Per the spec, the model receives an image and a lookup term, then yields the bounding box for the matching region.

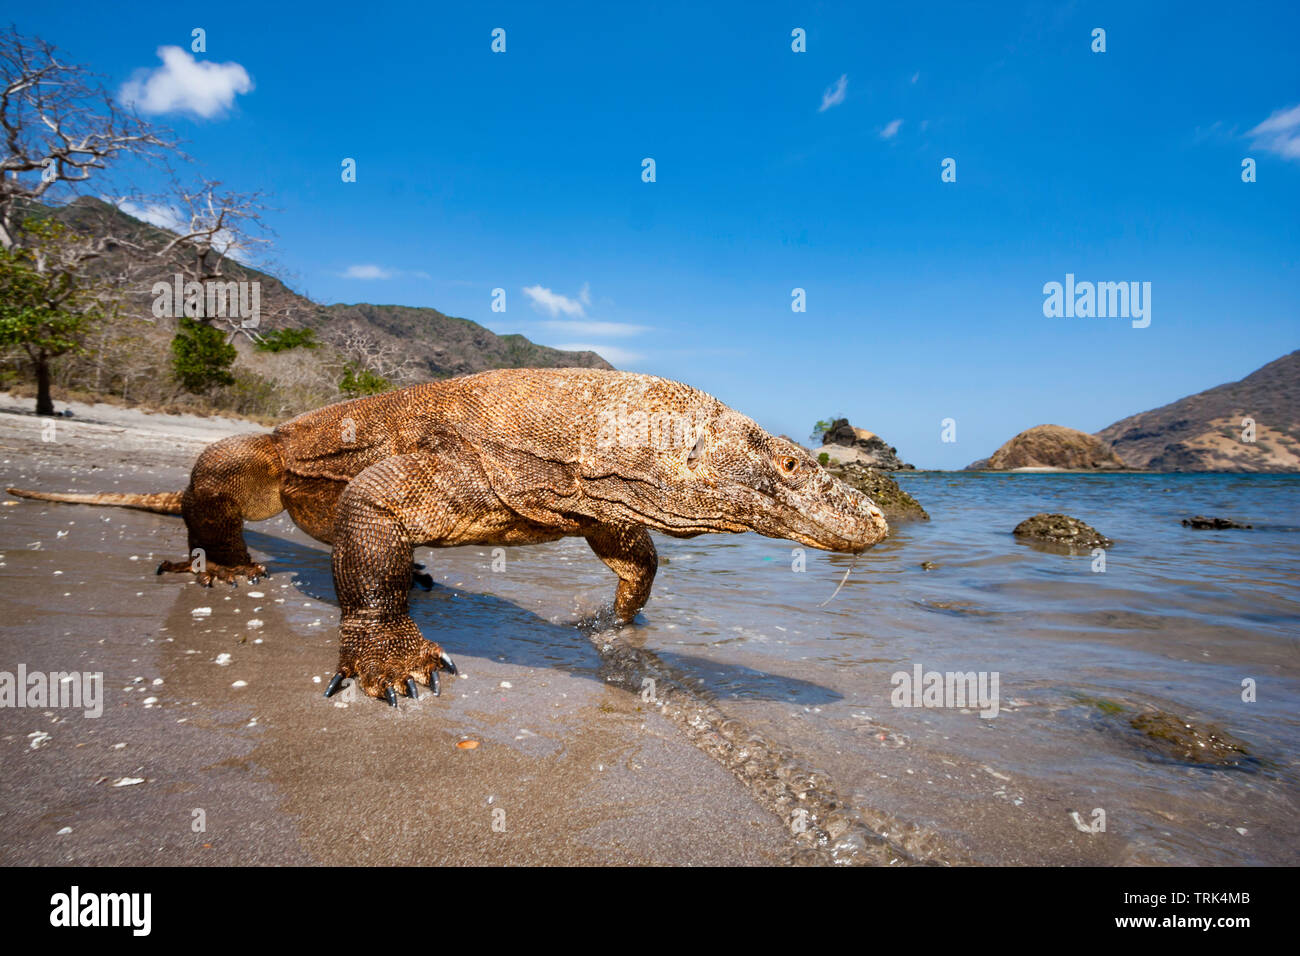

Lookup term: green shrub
[339,362,392,397]
[171,318,236,393]
[255,327,319,352]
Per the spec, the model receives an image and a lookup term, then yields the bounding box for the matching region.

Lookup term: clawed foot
[326,617,457,706]
[411,561,434,591]
[156,558,268,587]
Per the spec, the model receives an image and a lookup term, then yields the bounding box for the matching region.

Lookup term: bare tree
[109,176,273,286]
[328,328,421,387]
[0,28,171,251]
[0,27,288,411]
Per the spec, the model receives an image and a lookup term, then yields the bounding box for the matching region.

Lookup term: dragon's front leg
[324,454,459,705]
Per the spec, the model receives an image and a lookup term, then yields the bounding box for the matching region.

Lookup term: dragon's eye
[780,456,798,474]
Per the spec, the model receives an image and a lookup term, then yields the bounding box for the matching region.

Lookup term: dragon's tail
[6,487,184,515]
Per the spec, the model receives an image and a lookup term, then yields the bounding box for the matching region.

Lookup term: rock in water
[1127,711,1252,767]
[1013,513,1112,547]
[970,424,1127,470]
[1077,695,1255,769]
[825,460,928,521]
[1182,515,1253,529]
[817,419,914,471]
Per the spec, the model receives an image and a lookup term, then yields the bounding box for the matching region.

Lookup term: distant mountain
[316,302,611,380]
[1095,350,1300,472]
[50,196,613,379]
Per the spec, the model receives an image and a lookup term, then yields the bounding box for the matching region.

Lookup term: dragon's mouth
[788,513,889,553]
[775,479,890,552]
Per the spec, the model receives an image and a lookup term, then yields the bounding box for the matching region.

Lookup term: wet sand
[0,400,799,866]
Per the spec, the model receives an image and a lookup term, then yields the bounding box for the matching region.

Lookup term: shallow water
[425,473,1300,864]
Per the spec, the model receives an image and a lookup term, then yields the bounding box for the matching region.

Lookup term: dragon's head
[582,395,889,553]
[667,409,889,552]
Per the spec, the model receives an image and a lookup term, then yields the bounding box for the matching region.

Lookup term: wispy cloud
[342,265,394,279]
[910,72,920,84]
[340,264,431,280]
[818,74,847,112]
[113,197,254,264]
[523,284,588,318]
[115,199,186,233]
[554,343,643,365]
[120,47,252,118]
[1247,104,1300,161]
[541,320,651,338]
[880,118,903,139]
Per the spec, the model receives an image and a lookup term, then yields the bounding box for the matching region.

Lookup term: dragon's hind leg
[156,433,285,586]
[585,524,658,623]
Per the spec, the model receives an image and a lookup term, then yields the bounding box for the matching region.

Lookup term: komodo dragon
[8,368,889,705]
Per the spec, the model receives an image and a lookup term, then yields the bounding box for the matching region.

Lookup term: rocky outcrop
[1013,513,1112,548]
[969,424,1127,471]
[824,460,928,521]
[1096,350,1300,472]
[1182,515,1252,530]
[817,419,914,471]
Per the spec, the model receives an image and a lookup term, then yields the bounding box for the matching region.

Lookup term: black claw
[324,672,344,698]
[385,686,398,707]
[155,562,165,576]
[440,652,458,676]
[413,572,434,591]
[406,678,419,700]
[430,670,441,697]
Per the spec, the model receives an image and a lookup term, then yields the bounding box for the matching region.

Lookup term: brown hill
[1095,350,1300,471]
[969,424,1126,471]
[10,198,611,419]
[316,302,611,380]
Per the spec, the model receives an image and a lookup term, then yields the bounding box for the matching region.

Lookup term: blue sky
[16,1,1300,467]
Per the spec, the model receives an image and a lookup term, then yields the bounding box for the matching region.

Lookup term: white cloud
[541,320,651,338]
[342,265,394,279]
[522,284,587,318]
[1247,104,1300,161]
[339,265,430,280]
[819,74,847,112]
[553,343,643,365]
[113,197,254,264]
[115,199,186,233]
[120,47,253,118]
[880,119,903,139]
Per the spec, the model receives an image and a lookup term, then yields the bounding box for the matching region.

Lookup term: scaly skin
[9,368,889,705]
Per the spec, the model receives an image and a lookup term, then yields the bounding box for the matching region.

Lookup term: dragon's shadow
[243,528,841,706]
